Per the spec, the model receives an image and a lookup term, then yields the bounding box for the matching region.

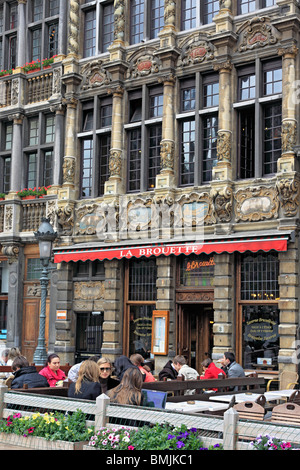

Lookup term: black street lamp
[33,218,57,365]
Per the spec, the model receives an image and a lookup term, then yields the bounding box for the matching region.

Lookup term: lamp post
[33,217,57,365]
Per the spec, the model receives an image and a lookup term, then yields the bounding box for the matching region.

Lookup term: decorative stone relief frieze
[212,186,233,223]
[1,244,20,264]
[11,79,19,106]
[234,186,279,222]
[75,203,105,236]
[74,281,105,300]
[236,17,281,52]
[177,34,214,67]
[217,130,231,163]
[281,119,297,153]
[46,200,58,229]
[126,51,161,79]
[62,157,76,184]
[80,60,111,90]
[109,149,122,178]
[277,178,300,217]
[56,204,74,236]
[4,206,13,232]
[175,192,216,226]
[160,140,175,172]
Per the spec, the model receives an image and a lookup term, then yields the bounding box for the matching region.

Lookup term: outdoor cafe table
[208,392,262,404]
[165,400,229,413]
[264,389,297,401]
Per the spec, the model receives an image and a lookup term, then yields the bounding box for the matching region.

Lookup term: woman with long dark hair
[107,367,143,405]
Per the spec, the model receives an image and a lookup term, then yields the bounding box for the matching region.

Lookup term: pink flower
[128,445,135,450]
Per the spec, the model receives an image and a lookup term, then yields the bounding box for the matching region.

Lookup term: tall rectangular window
[27,153,37,188]
[29,118,39,146]
[148,125,162,189]
[150,0,164,39]
[48,23,59,58]
[45,115,55,143]
[9,3,18,29]
[44,150,53,187]
[84,9,96,57]
[1,157,11,193]
[49,0,60,16]
[32,29,42,62]
[263,103,282,175]
[202,115,218,183]
[33,0,43,21]
[130,0,144,45]
[239,107,255,179]
[181,0,196,30]
[81,139,93,197]
[102,3,114,52]
[180,120,195,186]
[9,35,17,69]
[128,128,142,192]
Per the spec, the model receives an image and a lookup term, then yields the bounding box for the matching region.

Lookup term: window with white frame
[181,0,219,29]
[130,0,164,45]
[0,121,12,194]
[23,113,56,189]
[126,85,163,192]
[0,2,18,71]
[82,0,114,57]
[235,59,282,179]
[177,73,219,186]
[28,0,60,63]
[78,96,112,198]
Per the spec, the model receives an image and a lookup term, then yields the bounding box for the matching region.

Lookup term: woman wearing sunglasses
[97,357,119,394]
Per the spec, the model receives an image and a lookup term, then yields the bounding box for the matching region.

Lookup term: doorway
[177,304,214,373]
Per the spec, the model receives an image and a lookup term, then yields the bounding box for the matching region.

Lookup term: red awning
[53,234,289,263]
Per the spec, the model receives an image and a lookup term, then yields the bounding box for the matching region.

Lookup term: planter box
[26,68,41,74]
[21,196,36,200]
[0,432,87,450]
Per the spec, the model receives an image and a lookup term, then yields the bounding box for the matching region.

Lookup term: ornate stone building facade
[0,0,300,381]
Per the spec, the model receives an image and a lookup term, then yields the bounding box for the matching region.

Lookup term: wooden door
[22,298,50,363]
[178,304,213,373]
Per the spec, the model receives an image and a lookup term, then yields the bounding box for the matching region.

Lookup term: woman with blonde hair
[97,357,119,394]
[107,367,143,405]
[68,360,101,400]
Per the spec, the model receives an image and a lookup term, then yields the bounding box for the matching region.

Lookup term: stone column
[54,262,74,363]
[101,260,123,360]
[212,61,233,181]
[57,0,68,58]
[49,103,65,188]
[155,256,176,372]
[277,44,298,173]
[16,0,27,68]
[278,241,300,380]
[1,245,24,349]
[211,253,234,361]
[156,75,176,189]
[9,113,24,193]
[104,87,124,195]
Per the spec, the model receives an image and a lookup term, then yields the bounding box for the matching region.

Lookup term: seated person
[158,359,178,381]
[39,354,66,387]
[68,356,100,383]
[173,355,199,395]
[10,356,49,389]
[108,367,144,405]
[97,357,119,393]
[130,354,156,382]
[200,358,226,391]
[68,361,102,400]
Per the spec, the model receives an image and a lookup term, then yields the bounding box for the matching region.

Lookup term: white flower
[122,436,130,442]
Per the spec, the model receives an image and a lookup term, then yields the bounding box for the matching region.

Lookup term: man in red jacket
[200,358,225,391]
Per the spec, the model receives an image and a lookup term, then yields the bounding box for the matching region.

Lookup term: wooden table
[165,400,228,413]
[264,389,296,401]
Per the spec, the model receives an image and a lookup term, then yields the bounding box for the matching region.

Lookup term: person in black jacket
[97,357,119,394]
[68,360,102,400]
[158,359,178,381]
[10,356,49,389]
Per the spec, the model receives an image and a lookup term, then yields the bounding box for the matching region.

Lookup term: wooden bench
[0,363,72,376]
[142,375,266,402]
[233,400,265,421]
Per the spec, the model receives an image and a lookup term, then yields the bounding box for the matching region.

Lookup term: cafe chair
[271,402,300,425]
[233,401,265,421]
[266,370,299,392]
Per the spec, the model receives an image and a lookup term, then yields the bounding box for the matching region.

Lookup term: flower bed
[87,423,223,451]
[249,433,299,451]
[0,410,93,446]
[17,185,51,198]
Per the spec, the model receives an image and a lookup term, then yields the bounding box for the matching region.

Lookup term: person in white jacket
[173,355,199,395]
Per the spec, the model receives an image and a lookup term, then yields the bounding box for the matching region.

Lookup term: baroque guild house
[0,0,299,383]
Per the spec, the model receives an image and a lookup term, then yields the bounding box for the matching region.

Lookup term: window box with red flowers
[0,69,13,78]
[22,60,41,74]
[42,56,57,69]
[17,188,38,199]
[0,192,6,201]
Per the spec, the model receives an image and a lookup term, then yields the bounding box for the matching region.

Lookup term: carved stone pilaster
[217,130,231,163]
[62,157,76,184]
[160,140,175,172]
[277,177,300,217]
[109,149,122,178]
[114,0,125,43]
[281,119,297,153]
[67,0,80,58]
